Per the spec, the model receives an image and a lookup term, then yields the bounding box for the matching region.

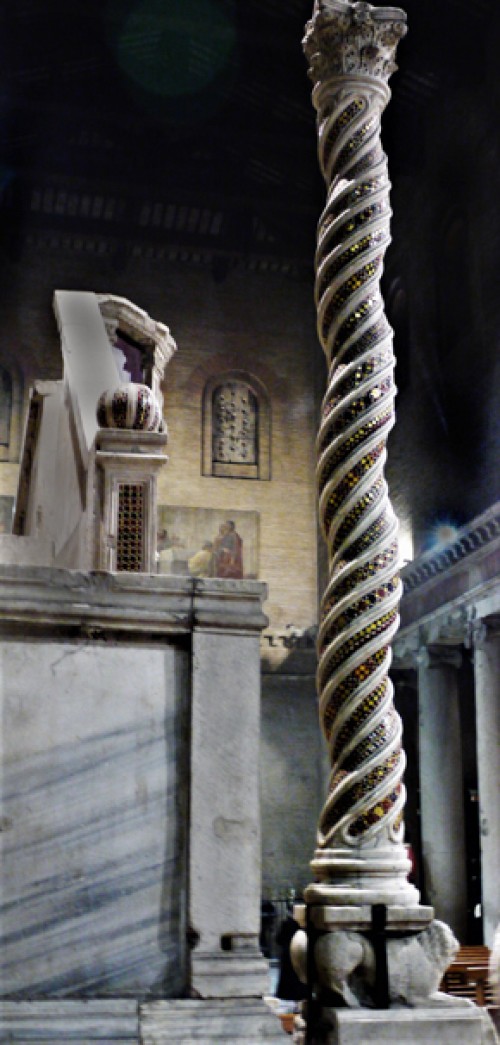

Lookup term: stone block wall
[1,632,189,999]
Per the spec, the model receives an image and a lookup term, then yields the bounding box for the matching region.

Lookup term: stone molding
[402,504,500,596]
[0,565,268,637]
[393,504,500,664]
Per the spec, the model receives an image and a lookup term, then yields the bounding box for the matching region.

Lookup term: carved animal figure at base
[291,920,464,1008]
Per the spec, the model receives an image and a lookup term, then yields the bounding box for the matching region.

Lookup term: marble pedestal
[313,1005,498,1044]
[0,568,274,1043]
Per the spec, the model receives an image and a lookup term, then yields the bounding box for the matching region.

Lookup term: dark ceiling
[0,0,497,279]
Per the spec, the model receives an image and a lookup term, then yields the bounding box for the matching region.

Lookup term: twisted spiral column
[303,1,419,905]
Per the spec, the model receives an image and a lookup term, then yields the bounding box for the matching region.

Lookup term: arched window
[202,372,270,480]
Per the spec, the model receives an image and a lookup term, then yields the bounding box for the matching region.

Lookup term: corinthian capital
[304,0,407,89]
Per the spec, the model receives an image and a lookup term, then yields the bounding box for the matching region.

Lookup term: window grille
[117,483,145,571]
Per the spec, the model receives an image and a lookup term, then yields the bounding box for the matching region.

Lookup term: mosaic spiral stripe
[312,85,406,848]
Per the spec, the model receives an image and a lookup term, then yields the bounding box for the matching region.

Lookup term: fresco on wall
[157,506,259,579]
[0,496,14,534]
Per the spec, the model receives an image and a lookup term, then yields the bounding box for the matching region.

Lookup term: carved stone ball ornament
[96,383,162,432]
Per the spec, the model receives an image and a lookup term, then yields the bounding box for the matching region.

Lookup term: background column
[417,645,467,941]
[472,617,500,947]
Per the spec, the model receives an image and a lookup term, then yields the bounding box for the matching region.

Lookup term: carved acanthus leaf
[304,1,407,87]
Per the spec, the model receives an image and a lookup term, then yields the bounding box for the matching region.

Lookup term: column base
[140,999,285,1043]
[308,844,421,910]
[300,1004,498,1044]
[190,950,270,998]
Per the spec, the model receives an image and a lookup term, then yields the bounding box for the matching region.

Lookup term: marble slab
[0,640,189,998]
[327,1005,498,1044]
[140,999,285,1043]
[0,1000,139,1040]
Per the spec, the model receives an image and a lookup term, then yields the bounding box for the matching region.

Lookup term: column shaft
[473,622,500,947]
[418,647,467,941]
[302,0,418,910]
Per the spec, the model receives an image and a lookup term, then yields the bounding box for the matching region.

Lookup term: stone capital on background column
[470,613,500,652]
[417,644,462,672]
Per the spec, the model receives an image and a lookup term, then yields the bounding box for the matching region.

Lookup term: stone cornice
[402,503,500,596]
[0,566,268,638]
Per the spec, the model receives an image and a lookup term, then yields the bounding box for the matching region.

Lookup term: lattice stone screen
[116,482,146,571]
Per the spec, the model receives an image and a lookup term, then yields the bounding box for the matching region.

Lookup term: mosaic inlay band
[303,0,408,850]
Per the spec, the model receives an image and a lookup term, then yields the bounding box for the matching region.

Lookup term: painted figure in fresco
[188,541,214,578]
[157,529,185,574]
[213,520,243,579]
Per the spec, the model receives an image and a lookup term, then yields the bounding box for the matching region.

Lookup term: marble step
[140,998,285,1043]
[0,1000,139,1041]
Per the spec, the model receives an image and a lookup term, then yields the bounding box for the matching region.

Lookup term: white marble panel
[0,1000,139,1040]
[140,999,284,1043]
[329,1005,497,1044]
[0,639,189,998]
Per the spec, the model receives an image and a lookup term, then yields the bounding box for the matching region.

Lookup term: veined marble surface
[0,639,189,998]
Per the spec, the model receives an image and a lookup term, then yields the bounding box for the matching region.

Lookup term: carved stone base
[293,1005,499,1045]
[290,915,457,1010]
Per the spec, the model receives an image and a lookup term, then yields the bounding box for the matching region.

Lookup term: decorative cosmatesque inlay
[304,0,407,853]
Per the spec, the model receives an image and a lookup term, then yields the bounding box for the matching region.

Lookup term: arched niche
[202,371,271,480]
